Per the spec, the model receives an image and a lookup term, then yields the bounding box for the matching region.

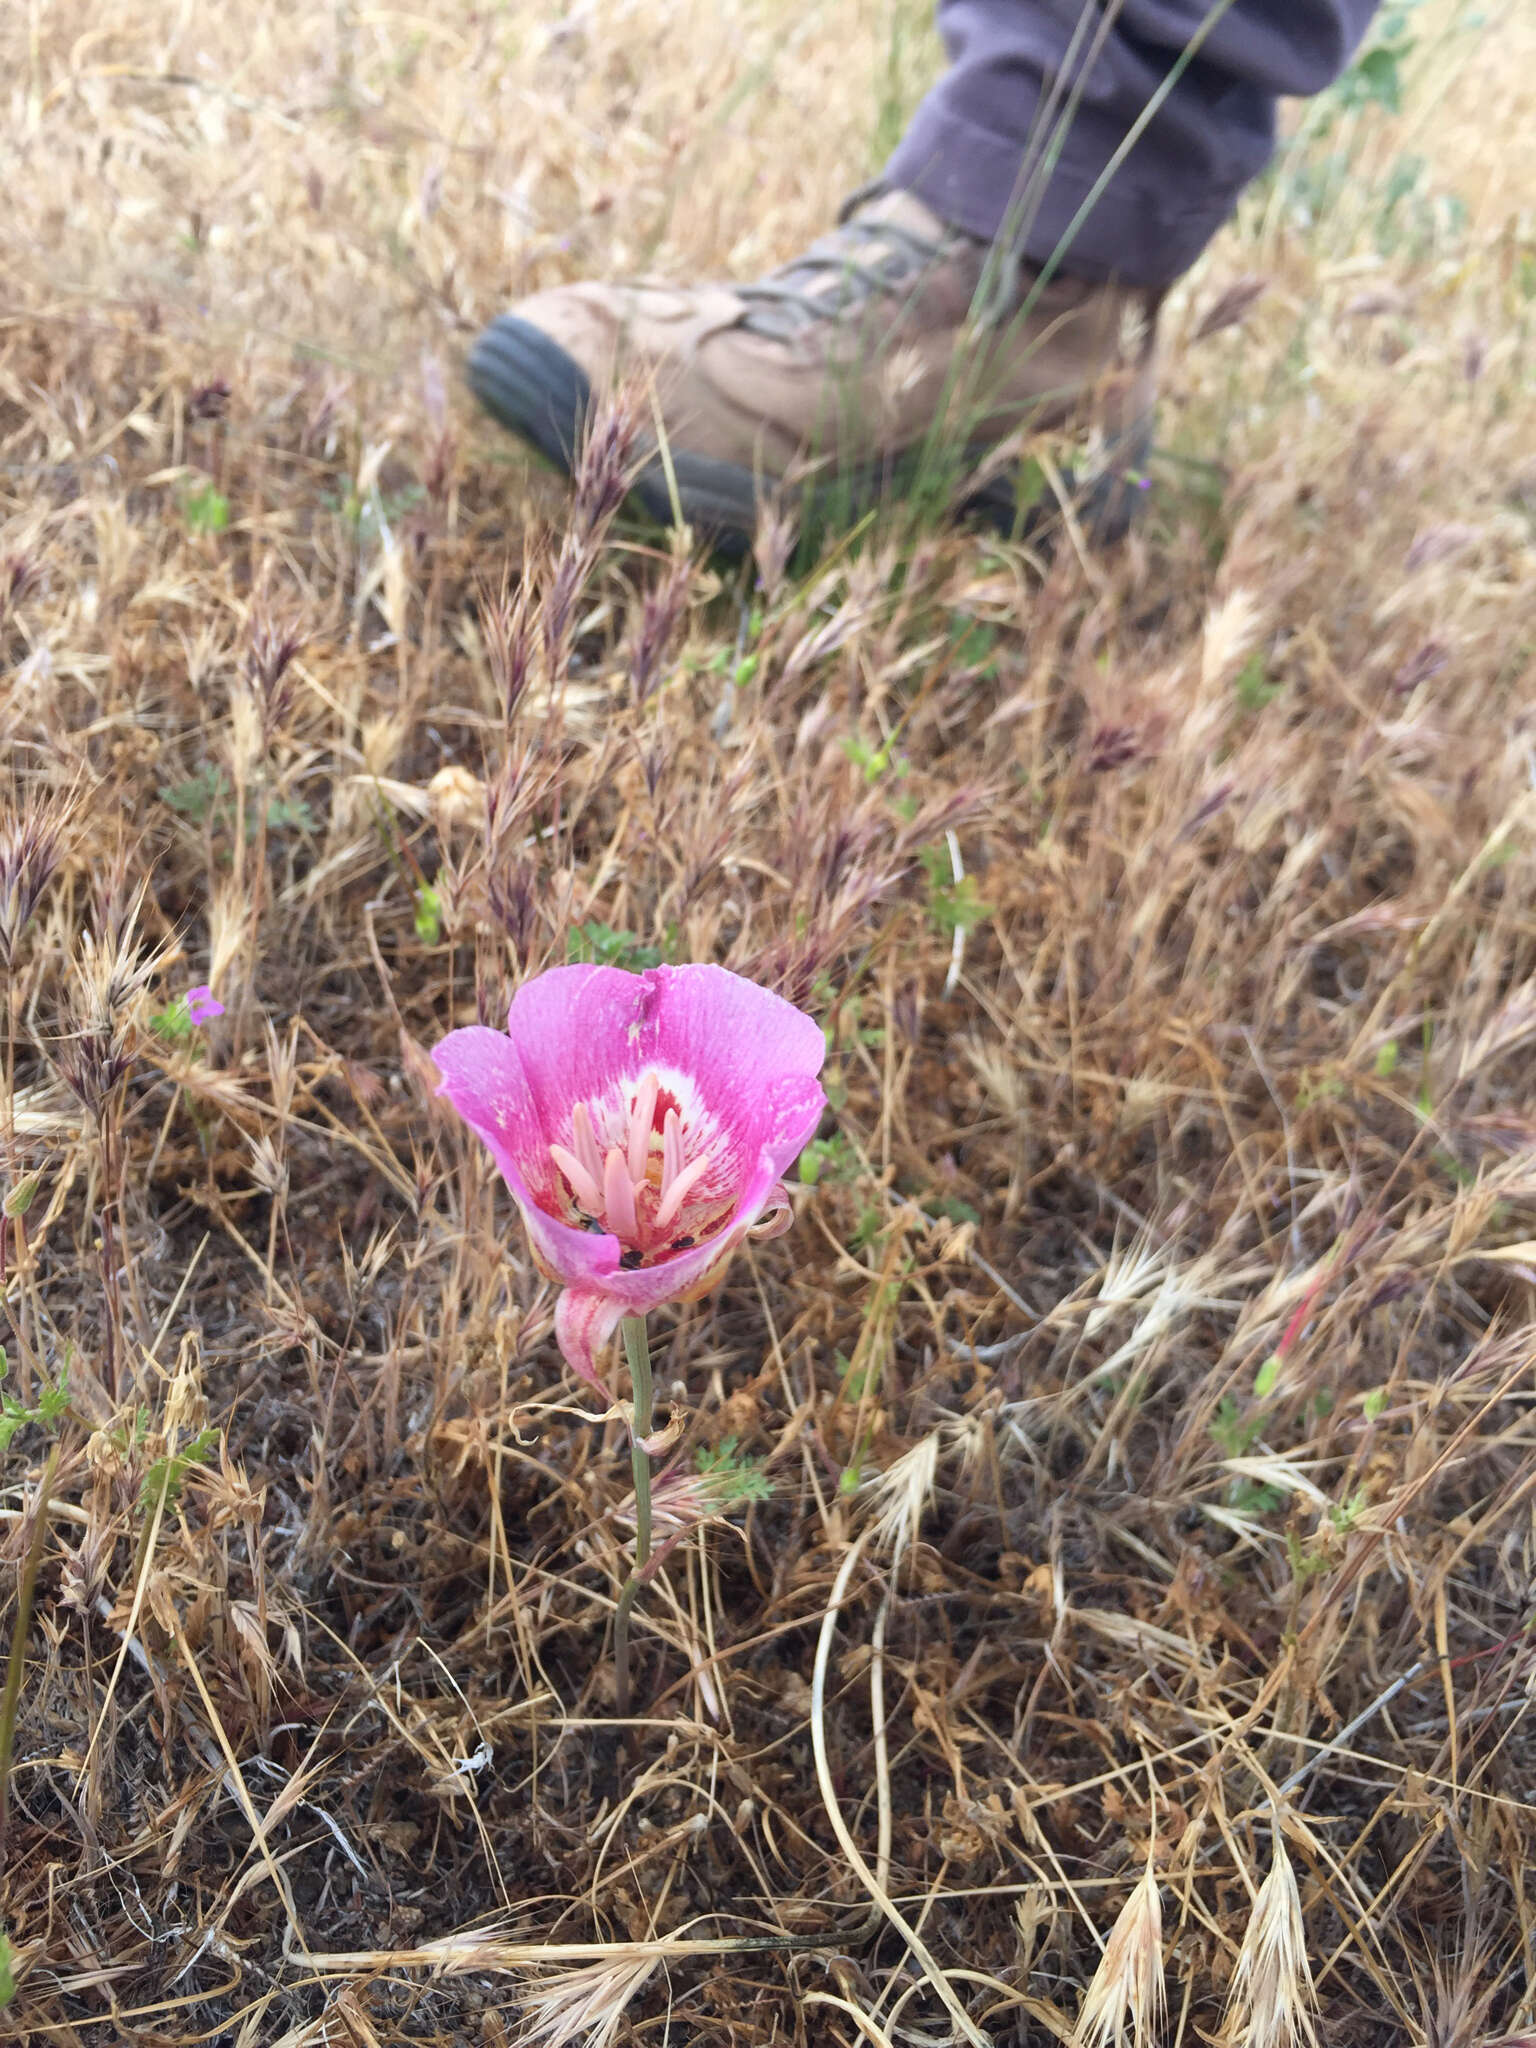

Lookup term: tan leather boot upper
[470,190,1156,536]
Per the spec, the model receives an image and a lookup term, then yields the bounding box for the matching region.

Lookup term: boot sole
[468,313,1151,553]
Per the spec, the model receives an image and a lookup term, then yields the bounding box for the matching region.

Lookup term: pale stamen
[550,1143,603,1217]
[571,1100,603,1188]
[661,1106,683,1200]
[654,1151,711,1231]
[603,1146,639,1241]
[627,1069,659,1185]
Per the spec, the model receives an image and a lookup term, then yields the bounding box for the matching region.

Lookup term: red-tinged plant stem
[612,1314,654,1720]
[97,1110,123,1399]
[1,981,22,1401]
[0,1441,58,1865]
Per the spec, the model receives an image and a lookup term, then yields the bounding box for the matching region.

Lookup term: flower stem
[613,1314,653,1719]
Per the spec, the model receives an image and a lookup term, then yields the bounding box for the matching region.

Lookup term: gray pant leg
[884,1,1382,287]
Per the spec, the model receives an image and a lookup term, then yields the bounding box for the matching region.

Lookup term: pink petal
[747,1181,795,1241]
[607,1145,798,1307]
[554,1289,625,1394]
[432,1026,547,1198]
[501,966,662,1138]
[534,1147,809,1322]
[519,1200,624,1292]
[435,1026,625,1292]
[638,966,826,1168]
[504,965,826,1185]
[747,1071,829,1185]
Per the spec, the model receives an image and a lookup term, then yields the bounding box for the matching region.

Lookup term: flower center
[548,1068,719,1266]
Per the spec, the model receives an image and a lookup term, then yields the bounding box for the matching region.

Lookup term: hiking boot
[468,189,1157,550]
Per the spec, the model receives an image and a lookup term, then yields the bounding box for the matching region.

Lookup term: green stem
[612,1315,653,1720]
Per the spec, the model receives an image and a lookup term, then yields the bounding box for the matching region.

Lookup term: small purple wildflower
[186,984,225,1026]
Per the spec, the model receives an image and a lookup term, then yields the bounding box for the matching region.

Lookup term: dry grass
[2,0,1536,2041]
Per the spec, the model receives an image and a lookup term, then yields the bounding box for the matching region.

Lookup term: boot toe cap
[467,313,594,471]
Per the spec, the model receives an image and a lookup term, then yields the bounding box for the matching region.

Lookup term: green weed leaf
[183,482,230,534]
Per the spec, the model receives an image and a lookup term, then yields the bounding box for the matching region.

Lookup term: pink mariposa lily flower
[432,964,826,1390]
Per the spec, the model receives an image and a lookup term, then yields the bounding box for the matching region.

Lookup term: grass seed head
[57,882,164,1114]
[863,1429,941,1561]
[515,1954,662,2048]
[1075,1868,1166,2048]
[243,608,306,740]
[1225,1834,1318,2048]
[0,787,76,973]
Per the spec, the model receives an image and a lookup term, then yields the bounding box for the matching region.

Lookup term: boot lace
[736,215,958,339]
